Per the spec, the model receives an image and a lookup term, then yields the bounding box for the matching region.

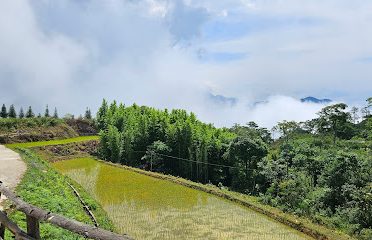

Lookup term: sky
[0,0,371,128]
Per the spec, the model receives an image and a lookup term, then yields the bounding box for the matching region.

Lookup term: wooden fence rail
[0,182,133,240]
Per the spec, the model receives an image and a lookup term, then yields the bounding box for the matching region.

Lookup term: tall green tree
[272,120,299,142]
[26,106,34,118]
[44,105,50,117]
[142,141,171,171]
[361,97,372,119]
[97,99,108,129]
[367,97,372,108]
[107,126,121,163]
[231,122,272,144]
[85,107,92,119]
[1,104,7,118]
[8,104,17,118]
[18,107,25,118]
[53,107,58,118]
[317,103,353,143]
[320,152,362,212]
[225,136,267,193]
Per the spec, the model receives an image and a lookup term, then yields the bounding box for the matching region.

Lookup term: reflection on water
[54,158,312,240]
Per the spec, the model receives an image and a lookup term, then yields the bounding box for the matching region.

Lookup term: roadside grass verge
[4,148,115,239]
[6,136,99,149]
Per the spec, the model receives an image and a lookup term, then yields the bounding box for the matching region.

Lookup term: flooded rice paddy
[53,157,312,240]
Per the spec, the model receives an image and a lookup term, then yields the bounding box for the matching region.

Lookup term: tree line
[0,104,93,120]
[97,98,371,239]
[0,104,58,119]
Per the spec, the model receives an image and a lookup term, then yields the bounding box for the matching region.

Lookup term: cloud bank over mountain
[0,0,371,127]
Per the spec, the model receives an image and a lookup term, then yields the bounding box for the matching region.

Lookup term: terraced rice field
[54,157,313,240]
[6,136,99,148]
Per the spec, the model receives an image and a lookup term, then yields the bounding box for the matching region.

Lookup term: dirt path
[0,145,26,210]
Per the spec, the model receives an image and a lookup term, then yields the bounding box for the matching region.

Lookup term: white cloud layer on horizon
[0,0,371,128]
[196,95,328,128]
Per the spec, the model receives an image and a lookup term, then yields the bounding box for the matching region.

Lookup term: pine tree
[85,107,92,119]
[37,113,41,118]
[44,104,50,117]
[1,104,7,118]
[53,107,58,118]
[97,99,108,129]
[8,104,17,118]
[26,106,35,118]
[19,107,25,118]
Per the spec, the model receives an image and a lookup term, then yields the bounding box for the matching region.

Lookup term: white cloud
[249,96,325,128]
[194,95,326,128]
[0,0,87,112]
[147,0,168,17]
[0,0,371,126]
[240,0,258,10]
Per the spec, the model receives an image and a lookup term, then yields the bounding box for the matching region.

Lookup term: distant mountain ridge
[208,93,237,107]
[301,96,332,104]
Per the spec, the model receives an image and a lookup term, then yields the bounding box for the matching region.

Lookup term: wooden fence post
[26,215,40,240]
[0,221,5,240]
[0,183,132,240]
[0,192,4,240]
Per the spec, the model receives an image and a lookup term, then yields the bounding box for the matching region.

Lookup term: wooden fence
[0,182,133,240]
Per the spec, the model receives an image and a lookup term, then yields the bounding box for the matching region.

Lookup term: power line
[133,150,255,170]
[155,153,240,169]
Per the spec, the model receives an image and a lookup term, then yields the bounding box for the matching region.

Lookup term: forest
[96,98,372,239]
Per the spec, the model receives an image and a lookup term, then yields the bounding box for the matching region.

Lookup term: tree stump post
[26,215,40,240]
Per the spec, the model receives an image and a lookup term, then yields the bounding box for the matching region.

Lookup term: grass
[4,148,115,239]
[96,159,355,240]
[6,136,99,149]
[54,157,313,240]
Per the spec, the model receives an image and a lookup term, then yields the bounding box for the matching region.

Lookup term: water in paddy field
[53,158,313,240]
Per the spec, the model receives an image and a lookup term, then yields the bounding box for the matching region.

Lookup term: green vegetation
[97,98,371,239]
[85,108,92,119]
[34,140,99,162]
[2,98,370,239]
[54,157,313,240]
[259,135,371,239]
[1,104,7,118]
[0,117,80,144]
[257,100,372,239]
[0,103,94,122]
[0,117,65,133]
[6,148,114,239]
[8,105,17,118]
[97,99,240,184]
[0,103,98,144]
[6,136,99,148]
[26,106,35,118]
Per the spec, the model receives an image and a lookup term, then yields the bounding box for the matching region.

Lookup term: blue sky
[0,0,371,127]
